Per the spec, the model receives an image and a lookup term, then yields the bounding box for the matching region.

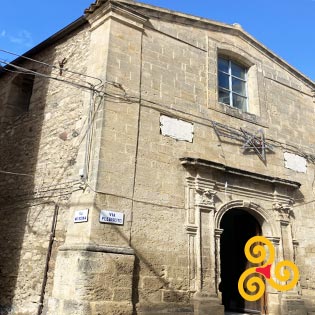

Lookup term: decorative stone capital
[273,201,294,220]
[185,224,198,235]
[195,188,217,209]
[293,239,299,247]
[266,236,281,246]
[214,228,223,239]
[273,201,292,212]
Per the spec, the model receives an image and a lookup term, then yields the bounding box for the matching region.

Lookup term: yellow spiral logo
[244,236,275,265]
[238,268,265,302]
[238,236,299,301]
[269,260,299,291]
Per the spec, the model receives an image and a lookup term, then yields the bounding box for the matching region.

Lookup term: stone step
[225,312,257,315]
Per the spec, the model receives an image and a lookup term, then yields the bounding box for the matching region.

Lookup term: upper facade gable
[85,0,314,89]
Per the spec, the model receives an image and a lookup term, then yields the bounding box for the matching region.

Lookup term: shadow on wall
[0,66,48,314]
[91,204,192,315]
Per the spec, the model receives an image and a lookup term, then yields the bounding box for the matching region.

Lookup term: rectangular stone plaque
[100,210,124,225]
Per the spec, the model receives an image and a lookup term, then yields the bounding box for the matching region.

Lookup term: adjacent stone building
[0,1,314,314]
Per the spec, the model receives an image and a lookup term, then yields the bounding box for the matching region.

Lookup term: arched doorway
[219,208,265,314]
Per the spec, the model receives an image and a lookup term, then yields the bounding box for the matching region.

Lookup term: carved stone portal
[180,157,305,315]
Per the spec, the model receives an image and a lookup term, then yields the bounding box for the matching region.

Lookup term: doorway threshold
[225,312,259,315]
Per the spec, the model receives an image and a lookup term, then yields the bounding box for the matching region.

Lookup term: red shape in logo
[255,264,271,279]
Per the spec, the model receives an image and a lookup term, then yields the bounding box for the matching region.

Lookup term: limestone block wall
[97,5,315,312]
[0,1,315,314]
[0,24,90,314]
[48,249,134,315]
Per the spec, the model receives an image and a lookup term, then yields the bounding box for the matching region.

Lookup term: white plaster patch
[284,152,307,173]
[160,115,193,142]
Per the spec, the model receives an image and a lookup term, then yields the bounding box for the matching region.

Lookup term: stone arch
[217,48,254,68]
[215,199,278,239]
[214,200,277,300]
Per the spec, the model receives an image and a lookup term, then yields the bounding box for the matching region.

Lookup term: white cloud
[8,30,33,48]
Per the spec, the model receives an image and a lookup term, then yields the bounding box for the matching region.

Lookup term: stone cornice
[85,0,148,23]
[180,157,301,189]
[86,0,148,31]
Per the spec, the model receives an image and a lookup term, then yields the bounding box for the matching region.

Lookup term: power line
[1,59,314,164]
[0,188,82,210]
[0,59,97,92]
[139,98,315,163]
[1,50,314,170]
[0,169,34,177]
[84,180,182,210]
[0,58,134,103]
[0,48,130,93]
[0,48,103,87]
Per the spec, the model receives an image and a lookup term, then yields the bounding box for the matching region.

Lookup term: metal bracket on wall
[211,121,274,162]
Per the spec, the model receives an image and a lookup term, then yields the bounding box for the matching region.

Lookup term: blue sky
[1,0,314,81]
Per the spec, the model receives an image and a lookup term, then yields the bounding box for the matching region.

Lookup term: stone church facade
[0,1,314,314]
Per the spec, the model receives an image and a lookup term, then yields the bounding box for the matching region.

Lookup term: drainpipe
[37,203,59,315]
[80,89,95,182]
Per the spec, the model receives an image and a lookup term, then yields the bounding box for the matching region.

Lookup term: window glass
[231,62,246,79]
[219,90,230,105]
[232,78,246,96]
[219,72,230,90]
[218,57,247,111]
[218,58,229,73]
[232,94,247,111]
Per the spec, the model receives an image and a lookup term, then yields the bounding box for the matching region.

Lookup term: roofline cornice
[86,0,314,88]
[86,0,148,31]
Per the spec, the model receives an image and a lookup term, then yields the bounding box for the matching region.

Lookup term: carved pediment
[180,157,301,204]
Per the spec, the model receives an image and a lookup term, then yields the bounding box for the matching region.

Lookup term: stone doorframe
[180,157,304,315]
[215,200,275,298]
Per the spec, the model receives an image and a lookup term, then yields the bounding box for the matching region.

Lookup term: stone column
[273,202,294,262]
[273,202,307,315]
[193,186,224,315]
[185,176,199,293]
[214,228,223,299]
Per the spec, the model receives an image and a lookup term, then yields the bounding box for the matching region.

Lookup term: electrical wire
[1,67,35,76]
[0,48,131,92]
[0,57,92,88]
[84,180,182,210]
[0,48,103,87]
[1,60,315,166]
[0,188,82,208]
[0,59,135,104]
[139,98,315,163]
[0,59,97,92]
[0,169,34,177]
[0,182,81,200]
[129,29,144,246]
[1,49,315,193]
